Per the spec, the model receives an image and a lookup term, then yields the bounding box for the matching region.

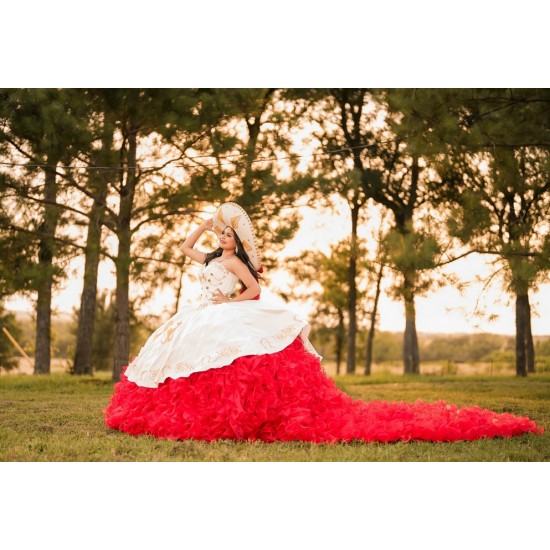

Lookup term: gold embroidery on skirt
[152,325,168,341]
[152,320,183,344]
[153,320,172,341]
[174,362,195,373]
[161,321,182,344]
[260,337,274,349]
[198,345,242,367]
[260,324,300,348]
[216,345,242,360]
[272,323,300,341]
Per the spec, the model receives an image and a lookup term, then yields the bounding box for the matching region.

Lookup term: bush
[0,306,23,371]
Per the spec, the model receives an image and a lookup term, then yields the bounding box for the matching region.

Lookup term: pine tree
[91,89,229,381]
[396,88,550,376]
[283,238,370,375]
[289,89,445,374]
[72,93,117,375]
[0,88,93,374]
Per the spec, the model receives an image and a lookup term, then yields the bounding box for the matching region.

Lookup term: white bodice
[198,260,239,306]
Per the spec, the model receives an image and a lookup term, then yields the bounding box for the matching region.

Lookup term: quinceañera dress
[104,204,543,443]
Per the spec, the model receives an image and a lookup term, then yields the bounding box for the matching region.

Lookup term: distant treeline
[1,301,151,372]
[2,308,550,373]
[310,326,550,366]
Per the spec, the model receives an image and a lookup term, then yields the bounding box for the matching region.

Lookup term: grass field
[1,371,549,461]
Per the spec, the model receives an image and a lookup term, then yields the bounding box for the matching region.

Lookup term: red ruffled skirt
[104,338,543,443]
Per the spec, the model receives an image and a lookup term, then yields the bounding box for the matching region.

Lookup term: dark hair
[204,227,262,282]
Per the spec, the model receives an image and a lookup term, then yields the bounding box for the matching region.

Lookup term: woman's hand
[211,289,230,305]
[201,218,214,232]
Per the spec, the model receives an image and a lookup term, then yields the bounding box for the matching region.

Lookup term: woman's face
[219,226,237,252]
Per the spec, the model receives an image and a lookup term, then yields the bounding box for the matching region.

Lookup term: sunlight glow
[4,201,549,336]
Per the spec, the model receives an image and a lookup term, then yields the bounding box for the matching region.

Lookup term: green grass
[1,371,549,461]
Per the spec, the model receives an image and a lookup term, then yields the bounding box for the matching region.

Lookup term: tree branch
[130,208,199,233]
[1,135,41,165]
[138,153,186,177]
[5,186,91,220]
[3,221,88,253]
[57,170,119,223]
[133,255,185,267]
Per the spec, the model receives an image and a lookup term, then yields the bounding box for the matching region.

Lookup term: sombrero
[212,202,261,271]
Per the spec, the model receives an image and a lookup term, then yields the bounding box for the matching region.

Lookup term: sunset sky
[5,197,549,336]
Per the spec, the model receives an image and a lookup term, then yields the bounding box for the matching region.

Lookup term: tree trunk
[335,308,344,376]
[242,89,274,200]
[403,272,419,374]
[34,161,59,375]
[72,199,104,375]
[398,166,421,376]
[172,261,186,317]
[346,201,359,374]
[113,127,137,382]
[515,290,534,376]
[515,292,528,377]
[365,262,384,376]
[525,292,535,374]
[113,230,131,381]
[73,125,113,376]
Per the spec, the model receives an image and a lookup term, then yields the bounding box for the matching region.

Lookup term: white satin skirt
[124,298,321,388]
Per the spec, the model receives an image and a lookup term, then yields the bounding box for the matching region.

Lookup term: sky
[5,197,549,336]
[4,86,548,336]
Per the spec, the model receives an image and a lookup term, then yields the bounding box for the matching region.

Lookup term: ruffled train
[104,338,543,443]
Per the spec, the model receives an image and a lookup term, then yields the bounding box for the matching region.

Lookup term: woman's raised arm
[182,219,213,264]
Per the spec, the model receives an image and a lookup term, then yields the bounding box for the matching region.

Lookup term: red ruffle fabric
[104,338,543,443]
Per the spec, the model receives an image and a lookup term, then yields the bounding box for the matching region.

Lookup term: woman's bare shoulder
[224,256,246,270]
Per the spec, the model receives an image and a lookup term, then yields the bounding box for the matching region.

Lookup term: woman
[105,203,543,443]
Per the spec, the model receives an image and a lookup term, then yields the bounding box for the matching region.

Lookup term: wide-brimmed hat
[212,202,261,270]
